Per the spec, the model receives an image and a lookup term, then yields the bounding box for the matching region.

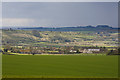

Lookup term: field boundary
[1,78,119,80]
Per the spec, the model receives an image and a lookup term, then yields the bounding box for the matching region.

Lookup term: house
[70,50,77,53]
[83,49,100,53]
[20,49,30,54]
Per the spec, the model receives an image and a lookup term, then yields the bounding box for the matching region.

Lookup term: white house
[83,49,100,53]
[70,50,77,53]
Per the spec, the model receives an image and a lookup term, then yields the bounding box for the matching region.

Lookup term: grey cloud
[2,2,118,27]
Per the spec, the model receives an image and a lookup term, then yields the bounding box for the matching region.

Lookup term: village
[2,45,119,55]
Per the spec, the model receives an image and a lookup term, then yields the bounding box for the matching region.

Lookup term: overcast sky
[2,2,118,28]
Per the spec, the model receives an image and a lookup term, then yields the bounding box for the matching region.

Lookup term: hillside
[2,29,119,47]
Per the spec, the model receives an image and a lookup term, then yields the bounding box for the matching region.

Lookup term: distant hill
[3,25,119,32]
[18,25,118,32]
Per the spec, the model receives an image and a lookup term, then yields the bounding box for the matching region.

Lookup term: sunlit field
[2,55,118,78]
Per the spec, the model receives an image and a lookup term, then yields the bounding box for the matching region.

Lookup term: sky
[2,2,118,28]
[2,0,119,2]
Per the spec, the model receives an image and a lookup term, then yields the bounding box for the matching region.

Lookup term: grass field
[2,55,118,78]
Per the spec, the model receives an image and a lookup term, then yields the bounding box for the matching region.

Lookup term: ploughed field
[2,55,118,78]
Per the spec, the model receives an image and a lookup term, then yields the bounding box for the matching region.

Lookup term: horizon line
[1,25,119,29]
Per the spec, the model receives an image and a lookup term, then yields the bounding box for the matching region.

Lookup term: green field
[2,55,118,78]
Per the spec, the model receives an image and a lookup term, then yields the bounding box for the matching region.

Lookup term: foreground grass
[2,55,118,78]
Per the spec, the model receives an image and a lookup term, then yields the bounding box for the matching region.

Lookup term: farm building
[83,49,100,53]
[70,50,77,53]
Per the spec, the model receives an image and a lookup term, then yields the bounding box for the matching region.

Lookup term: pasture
[2,55,118,78]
